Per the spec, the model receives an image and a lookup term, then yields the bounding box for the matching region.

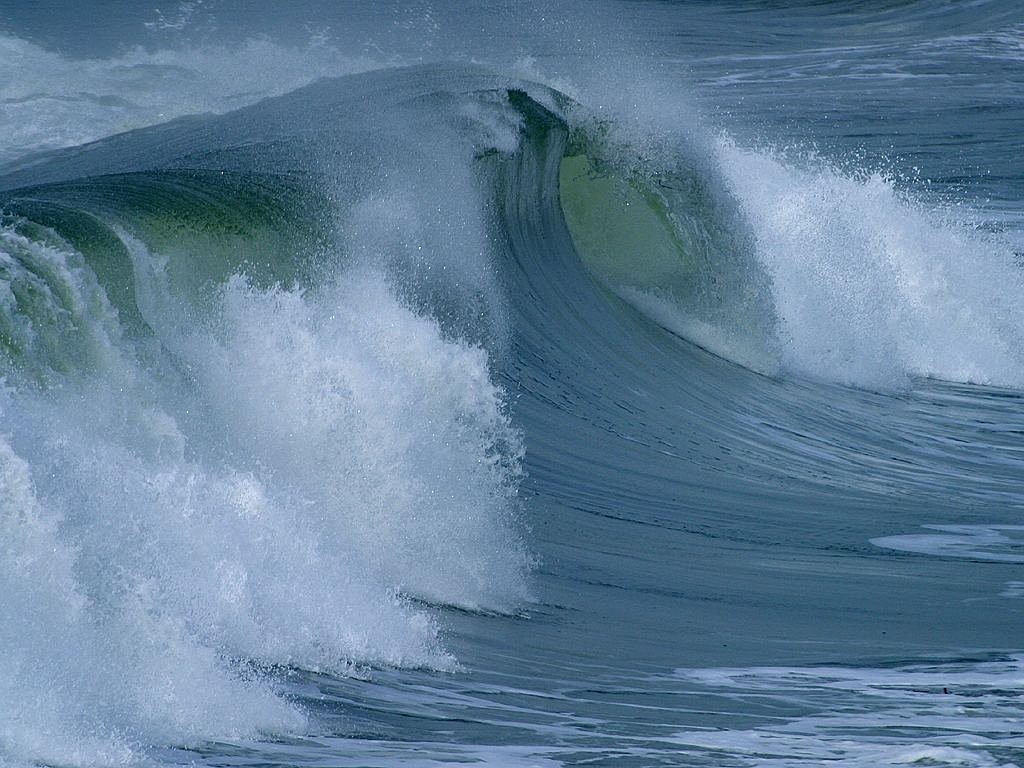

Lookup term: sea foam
[0,222,528,763]
[716,139,1024,389]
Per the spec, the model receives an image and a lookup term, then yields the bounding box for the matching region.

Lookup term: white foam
[175,267,531,614]
[0,225,528,764]
[872,524,1024,563]
[715,139,1024,389]
[0,432,305,767]
[672,657,1024,767]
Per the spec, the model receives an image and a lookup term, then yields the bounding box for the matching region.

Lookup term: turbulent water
[1,1,1023,766]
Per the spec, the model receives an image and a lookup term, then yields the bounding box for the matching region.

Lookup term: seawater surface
[0,2,1022,766]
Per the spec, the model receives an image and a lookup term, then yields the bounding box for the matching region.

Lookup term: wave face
[1,2,1023,766]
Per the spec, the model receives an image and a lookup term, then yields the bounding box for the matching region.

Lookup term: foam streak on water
[671,658,1024,768]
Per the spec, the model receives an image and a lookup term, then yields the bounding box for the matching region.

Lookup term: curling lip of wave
[6,63,1024,389]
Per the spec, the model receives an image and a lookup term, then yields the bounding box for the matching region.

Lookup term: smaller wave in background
[0,32,378,165]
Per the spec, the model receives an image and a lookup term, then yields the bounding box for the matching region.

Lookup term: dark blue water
[1,2,1022,766]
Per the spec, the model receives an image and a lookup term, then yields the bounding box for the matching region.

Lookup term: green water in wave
[3,170,329,297]
[0,169,331,384]
[557,146,779,372]
[559,153,694,290]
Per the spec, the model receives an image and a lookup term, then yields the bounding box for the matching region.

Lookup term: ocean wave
[0,50,1022,766]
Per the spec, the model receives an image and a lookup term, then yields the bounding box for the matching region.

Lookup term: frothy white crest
[716,138,1024,389]
[0,225,528,764]
[0,429,305,767]
[0,32,379,164]
[183,270,531,613]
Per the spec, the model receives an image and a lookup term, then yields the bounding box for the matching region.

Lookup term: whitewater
[0,1,1022,766]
